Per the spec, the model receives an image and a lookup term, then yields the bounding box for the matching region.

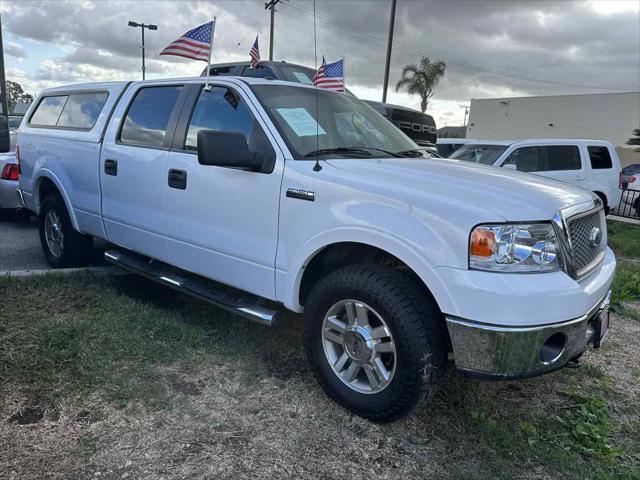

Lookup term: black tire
[303,264,447,422]
[39,193,93,268]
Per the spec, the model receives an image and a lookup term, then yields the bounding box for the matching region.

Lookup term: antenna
[312,0,322,172]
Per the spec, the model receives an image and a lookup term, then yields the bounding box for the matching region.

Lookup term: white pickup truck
[16,77,615,422]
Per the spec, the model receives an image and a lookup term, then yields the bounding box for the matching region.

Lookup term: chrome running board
[104,249,280,327]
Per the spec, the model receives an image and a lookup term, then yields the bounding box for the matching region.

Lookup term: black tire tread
[39,193,92,268]
[303,263,447,422]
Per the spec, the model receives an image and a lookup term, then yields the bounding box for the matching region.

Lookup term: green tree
[5,80,34,113]
[626,128,640,152]
[395,57,446,113]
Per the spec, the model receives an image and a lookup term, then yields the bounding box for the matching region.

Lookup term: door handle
[168,169,187,190]
[104,159,117,176]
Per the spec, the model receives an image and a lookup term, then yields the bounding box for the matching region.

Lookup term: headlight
[469,223,561,272]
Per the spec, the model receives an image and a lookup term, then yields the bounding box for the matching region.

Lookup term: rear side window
[29,96,68,126]
[120,86,183,147]
[588,146,613,169]
[545,145,581,171]
[30,93,108,129]
[57,93,108,129]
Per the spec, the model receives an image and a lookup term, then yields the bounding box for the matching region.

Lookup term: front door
[164,83,284,299]
[100,83,185,261]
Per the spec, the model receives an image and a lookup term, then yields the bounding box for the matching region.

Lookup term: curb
[0,266,127,277]
[608,215,640,226]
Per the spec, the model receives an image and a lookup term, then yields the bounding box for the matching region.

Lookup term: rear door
[100,83,186,261]
[163,81,284,299]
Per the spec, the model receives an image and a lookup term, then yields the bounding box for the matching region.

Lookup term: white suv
[449,139,622,213]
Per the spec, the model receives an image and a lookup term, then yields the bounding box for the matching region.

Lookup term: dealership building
[465,91,640,167]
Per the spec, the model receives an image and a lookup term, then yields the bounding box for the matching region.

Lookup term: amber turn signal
[470,228,495,257]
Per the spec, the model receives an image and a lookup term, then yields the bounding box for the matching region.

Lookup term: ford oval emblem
[589,227,602,247]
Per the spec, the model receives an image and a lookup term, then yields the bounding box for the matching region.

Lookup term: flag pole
[204,17,217,91]
[342,57,345,93]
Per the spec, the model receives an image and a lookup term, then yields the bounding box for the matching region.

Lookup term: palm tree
[395,57,446,113]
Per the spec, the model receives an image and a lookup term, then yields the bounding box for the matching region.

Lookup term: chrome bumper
[446,290,611,380]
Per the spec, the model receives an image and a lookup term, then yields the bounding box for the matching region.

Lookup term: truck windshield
[252,84,418,160]
[449,144,508,165]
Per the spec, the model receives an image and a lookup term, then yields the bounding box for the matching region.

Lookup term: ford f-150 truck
[17,77,615,422]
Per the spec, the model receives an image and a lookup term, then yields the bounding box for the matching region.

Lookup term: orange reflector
[470,228,495,257]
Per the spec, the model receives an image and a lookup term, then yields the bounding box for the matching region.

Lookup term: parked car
[620,171,640,216]
[0,131,22,212]
[17,77,615,422]
[449,139,622,213]
[203,61,438,146]
[620,163,640,188]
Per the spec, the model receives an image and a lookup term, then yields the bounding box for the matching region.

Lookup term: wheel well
[298,242,438,309]
[38,177,61,209]
[593,191,608,211]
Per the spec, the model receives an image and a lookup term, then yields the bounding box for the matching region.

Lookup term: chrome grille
[567,210,603,276]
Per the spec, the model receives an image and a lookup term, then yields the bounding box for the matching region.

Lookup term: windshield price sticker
[276,108,326,137]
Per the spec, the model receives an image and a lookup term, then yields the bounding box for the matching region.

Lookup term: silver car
[0,131,21,211]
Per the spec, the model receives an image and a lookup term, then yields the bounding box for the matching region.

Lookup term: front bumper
[446,290,611,380]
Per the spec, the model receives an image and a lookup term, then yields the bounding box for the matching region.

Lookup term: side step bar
[104,250,280,327]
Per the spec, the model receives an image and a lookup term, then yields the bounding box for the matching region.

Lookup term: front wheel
[303,264,447,422]
[39,194,93,268]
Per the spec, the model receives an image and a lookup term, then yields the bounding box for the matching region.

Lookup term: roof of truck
[37,76,333,95]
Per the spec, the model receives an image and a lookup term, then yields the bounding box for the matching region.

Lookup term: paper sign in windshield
[276,108,326,137]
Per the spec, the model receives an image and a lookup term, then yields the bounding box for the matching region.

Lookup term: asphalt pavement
[0,212,110,272]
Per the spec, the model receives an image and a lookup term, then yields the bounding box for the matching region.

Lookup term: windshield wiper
[394,149,428,158]
[304,147,374,158]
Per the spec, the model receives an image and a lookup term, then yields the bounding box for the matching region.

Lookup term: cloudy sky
[2,0,639,126]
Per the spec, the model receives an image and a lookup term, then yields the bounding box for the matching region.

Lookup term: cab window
[242,65,275,79]
[183,86,274,165]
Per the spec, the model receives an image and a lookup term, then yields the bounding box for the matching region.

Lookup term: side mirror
[503,163,517,171]
[0,116,10,153]
[197,130,264,170]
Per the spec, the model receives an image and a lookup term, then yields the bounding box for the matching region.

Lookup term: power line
[285,0,625,92]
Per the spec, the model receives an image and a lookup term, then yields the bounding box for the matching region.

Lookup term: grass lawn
[607,220,640,260]
[607,219,640,319]
[1,273,639,479]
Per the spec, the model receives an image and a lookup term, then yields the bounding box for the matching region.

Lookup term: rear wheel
[303,264,447,422]
[39,194,92,268]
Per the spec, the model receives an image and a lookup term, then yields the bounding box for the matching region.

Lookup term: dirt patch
[170,380,203,396]
[8,406,44,425]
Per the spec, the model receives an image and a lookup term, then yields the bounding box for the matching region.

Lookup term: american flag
[160,21,213,62]
[249,36,260,68]
[313,58,344,92]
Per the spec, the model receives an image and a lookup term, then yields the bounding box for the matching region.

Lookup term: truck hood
[325,157,594,221]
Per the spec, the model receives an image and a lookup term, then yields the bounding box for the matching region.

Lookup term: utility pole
[128,21,158,80]
[460,104,469,127]
[265,0,285,61]
[0,14,8,118]
[382,0,397,103]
